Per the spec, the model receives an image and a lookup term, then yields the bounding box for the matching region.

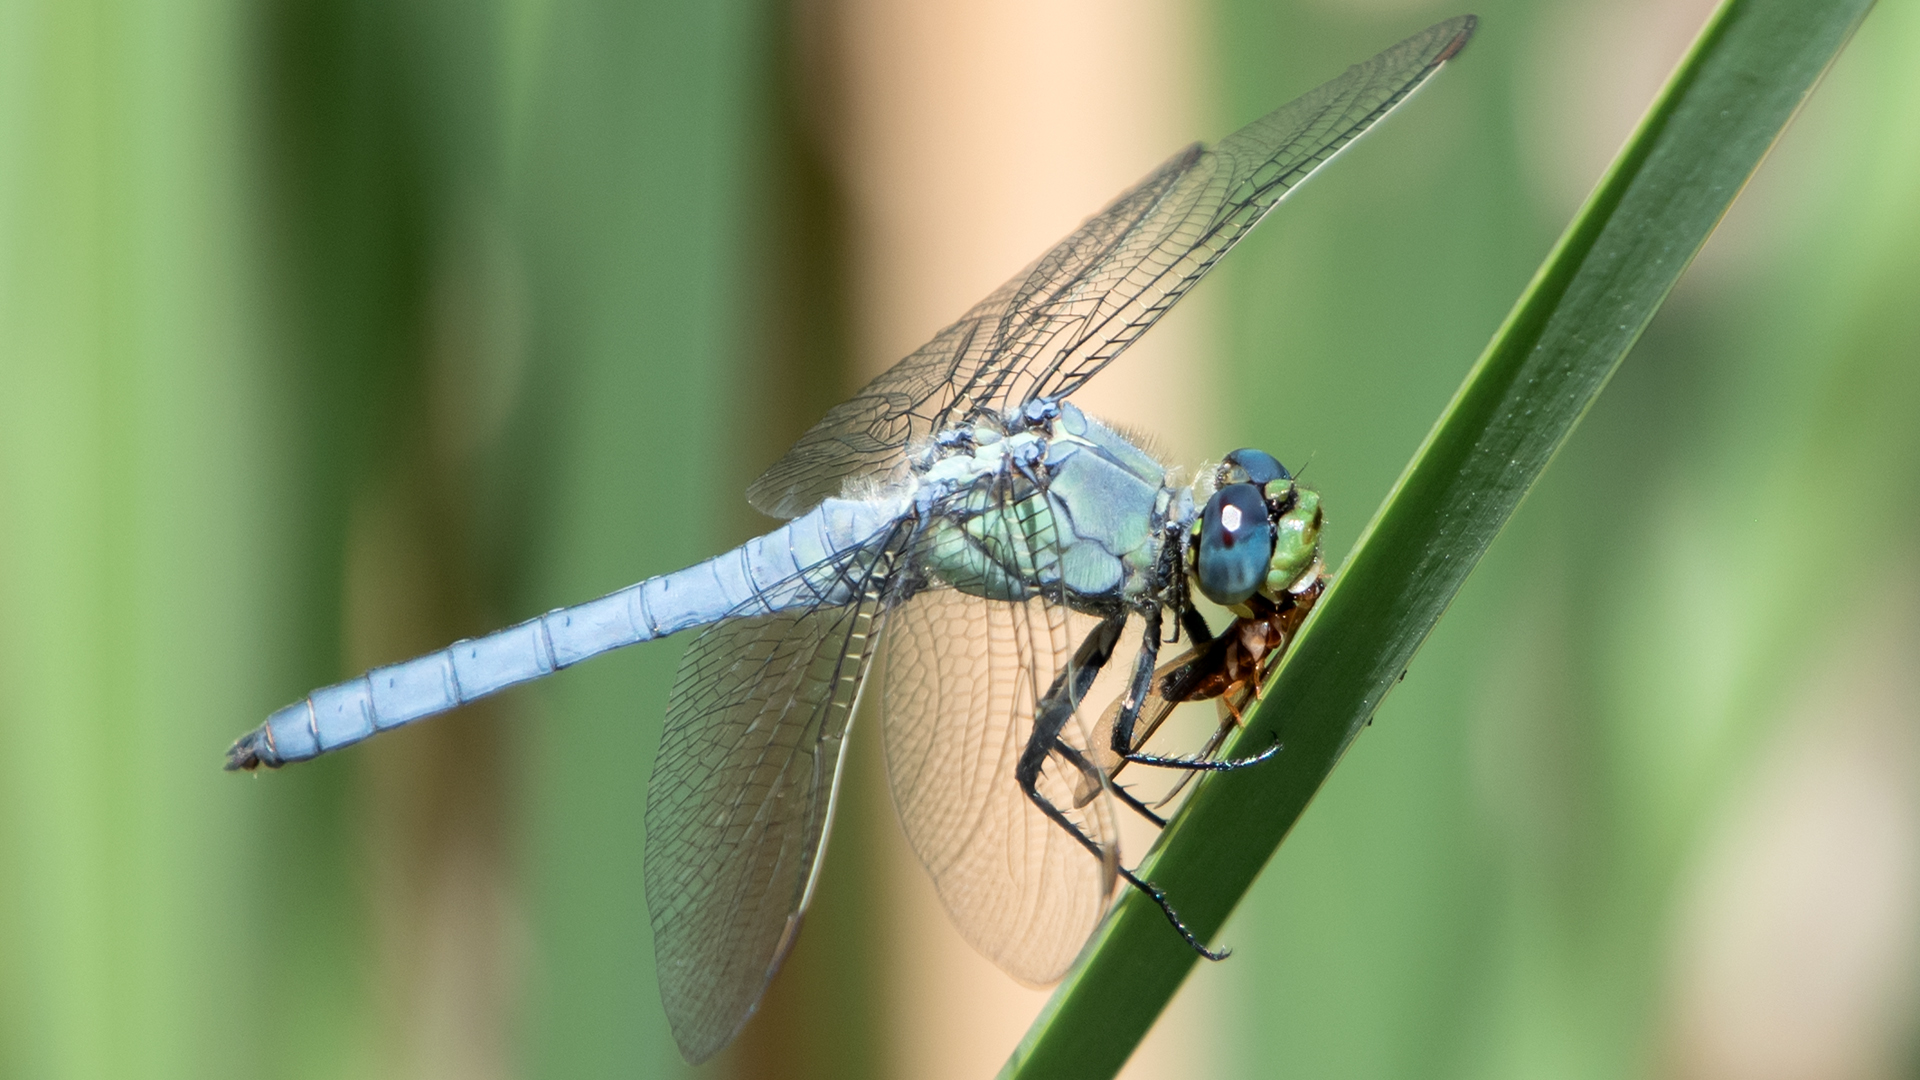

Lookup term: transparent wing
[879,454,1154,984]
[880,588,1133,985]
[747,15,1475,518]
[643,533,902,1064]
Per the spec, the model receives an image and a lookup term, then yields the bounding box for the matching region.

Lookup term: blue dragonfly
[228,16,1473,1064]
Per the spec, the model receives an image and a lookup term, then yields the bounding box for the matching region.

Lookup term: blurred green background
[3,1,1916,1078]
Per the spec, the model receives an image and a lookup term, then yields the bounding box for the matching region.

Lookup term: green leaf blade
[1002,1,1877,1076]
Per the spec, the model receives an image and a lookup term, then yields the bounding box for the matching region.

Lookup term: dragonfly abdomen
[225,494,907,770]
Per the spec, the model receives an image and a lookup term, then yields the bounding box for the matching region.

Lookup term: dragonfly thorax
[910,401,1176,607]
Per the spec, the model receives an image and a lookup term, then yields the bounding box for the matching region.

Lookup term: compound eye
[1195,483,1276,606]
[1218,448,1290,488]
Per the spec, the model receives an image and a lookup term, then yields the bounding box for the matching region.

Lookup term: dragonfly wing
[746,16,1474,519]
[1011,14,1475,409]
[879,456,1153,985]
[643,530,903,1064]
[880,588,1135,985]
[744,147,1193,519]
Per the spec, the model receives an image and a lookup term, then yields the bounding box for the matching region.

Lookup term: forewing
[880,589,1129,985]
[746,16,1474,518]
[744,147,1194,519]
[643,538,899,1064]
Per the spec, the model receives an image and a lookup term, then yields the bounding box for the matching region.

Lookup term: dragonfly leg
[1018,611,1128,814]
[1125,736,1279,773]
[1157,533,1211,649]
[1180,605,1214,647]
[1019,730,1226,963]
[1119,866,1229,963]
[1044,741,1227,960]
[1027,611,1128,751]
[1108,606,1165,760]
[1015,617,1223,960]
[1108,777,1167,829]
[1114,607,1280,774]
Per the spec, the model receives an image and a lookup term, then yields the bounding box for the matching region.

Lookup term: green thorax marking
[915,403,1171,605]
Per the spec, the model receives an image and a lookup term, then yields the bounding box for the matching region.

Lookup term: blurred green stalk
[0,1,312,1078]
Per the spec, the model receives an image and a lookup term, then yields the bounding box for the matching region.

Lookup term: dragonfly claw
[1122,868,1227,962]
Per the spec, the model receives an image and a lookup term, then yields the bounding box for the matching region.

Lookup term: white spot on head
[1221,503,1243,532]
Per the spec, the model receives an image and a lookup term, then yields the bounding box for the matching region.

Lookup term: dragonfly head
[1188,449,1322,612]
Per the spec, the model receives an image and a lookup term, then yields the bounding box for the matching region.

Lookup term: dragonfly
[227,16,1473,1064]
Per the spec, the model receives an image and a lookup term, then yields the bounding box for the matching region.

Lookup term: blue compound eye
[1195,483,1276,606]
[1218,448,1290,489]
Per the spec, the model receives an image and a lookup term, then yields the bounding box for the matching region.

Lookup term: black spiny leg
[1020,612,1127,766]
[1111,604,1281,774]
[1160,536,1212,648]
[1015,620,1226,962]
[1108,777,1168,829]
[1180,605,1214,647]
[1048,739,1225,962]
